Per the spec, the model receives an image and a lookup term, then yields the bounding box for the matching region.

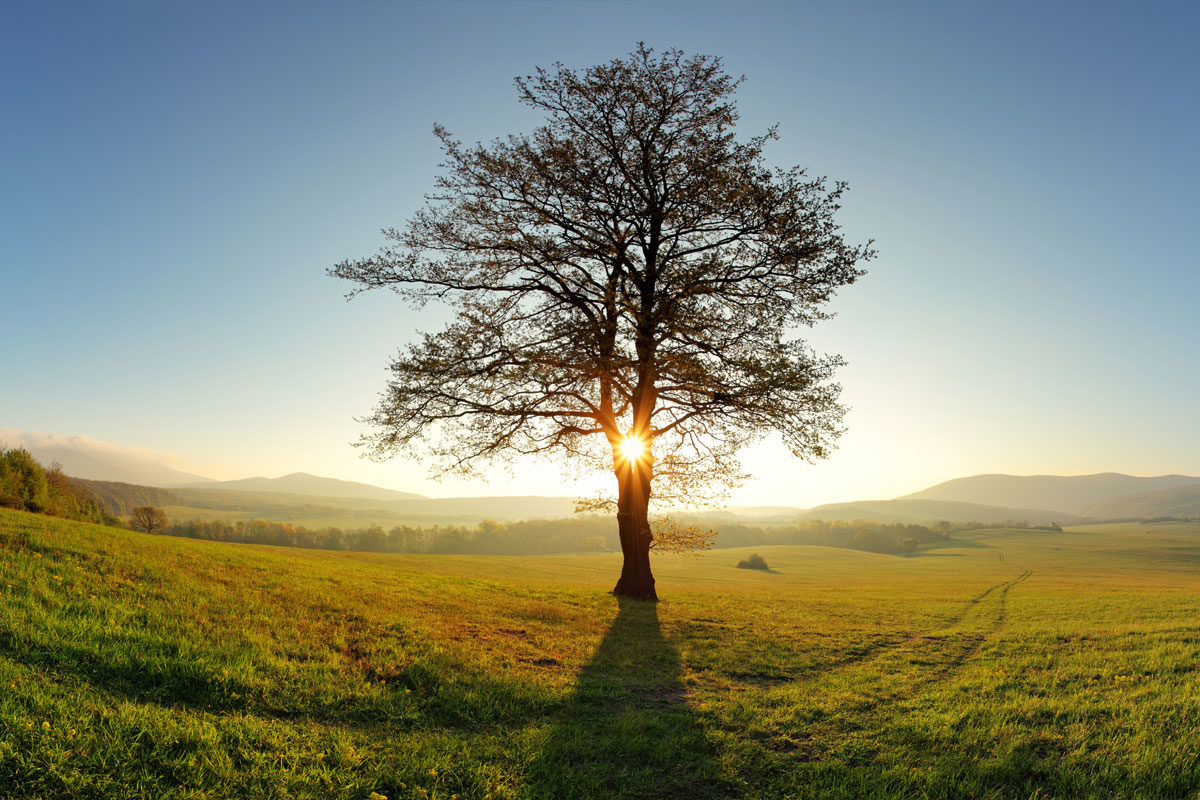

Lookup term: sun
[618,434,647,463]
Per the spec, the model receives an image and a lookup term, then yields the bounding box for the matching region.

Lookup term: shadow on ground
[526,597,732,799]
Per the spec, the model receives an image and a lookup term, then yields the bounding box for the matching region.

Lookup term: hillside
[77,471,1099,531]
[15,443,212,486]
[800,497,1081,525]
[182,472,425,501]
[70,478,183,516]
[1083,483,1200,520]
[4,508,1200,798]
[61,472,582,529]
[164,489,583,528]
[903,472,1200,515]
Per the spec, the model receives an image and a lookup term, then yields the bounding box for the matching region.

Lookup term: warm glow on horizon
[618,434,647,464]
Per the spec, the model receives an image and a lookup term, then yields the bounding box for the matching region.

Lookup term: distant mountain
[1083,484,1200,520]
[18,443,213,487]
[68,471,1092,529]
[182,472,426,502]
[902,473,1200,515]
[801,498,1081,525]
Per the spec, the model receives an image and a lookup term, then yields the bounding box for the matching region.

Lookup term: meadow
[2,508,1200,798]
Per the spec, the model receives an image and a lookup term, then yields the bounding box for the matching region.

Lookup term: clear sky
[3,1,1198,507]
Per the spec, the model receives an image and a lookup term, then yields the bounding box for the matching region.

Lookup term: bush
[0,448,50,512]
[737,553,770,571]
[0,448,119,526]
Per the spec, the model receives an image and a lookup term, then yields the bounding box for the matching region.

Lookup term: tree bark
[612,458,657,600]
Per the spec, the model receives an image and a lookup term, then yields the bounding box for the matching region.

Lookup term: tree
[0,447,50,513]
[331,45,873,600]
[129,506,168,535]
[900,537,920,557]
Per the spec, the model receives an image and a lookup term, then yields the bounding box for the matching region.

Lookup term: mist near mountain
[903,473,1200,515]
[183,473,425,502]
[1,430,212,487]
[801,498,1081,525]
[1083,483,1200,520]
[12,429,1198,524]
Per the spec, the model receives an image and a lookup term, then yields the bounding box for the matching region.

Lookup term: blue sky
[2,1,1197,506]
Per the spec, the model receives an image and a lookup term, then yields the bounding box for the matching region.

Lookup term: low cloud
[0,428,186,469]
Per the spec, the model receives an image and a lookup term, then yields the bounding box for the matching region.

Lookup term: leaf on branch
[650,516,718,554]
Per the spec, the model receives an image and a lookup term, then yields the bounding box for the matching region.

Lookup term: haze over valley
[15,429,1196,531]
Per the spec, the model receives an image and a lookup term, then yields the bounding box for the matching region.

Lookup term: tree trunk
[612,459,657,600]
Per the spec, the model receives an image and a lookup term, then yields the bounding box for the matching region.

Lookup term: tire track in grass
[716,570,1031,689]
[738,571,1032,757]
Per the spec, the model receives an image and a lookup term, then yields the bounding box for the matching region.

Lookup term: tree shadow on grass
[526,597,733,799]
[0,628,552,732]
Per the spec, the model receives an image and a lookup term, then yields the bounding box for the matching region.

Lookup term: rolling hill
[181,472,425,501]
[16,443,213,486]
[70,479,183,517]
[1082,483,1200,520]
[902,472,1200,515]
[801,498,1081,525]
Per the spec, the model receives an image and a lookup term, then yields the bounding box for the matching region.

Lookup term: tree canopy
[332,45,873,598]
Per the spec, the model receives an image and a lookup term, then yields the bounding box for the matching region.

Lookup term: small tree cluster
[0,448,118,526]
[737,553,770,570]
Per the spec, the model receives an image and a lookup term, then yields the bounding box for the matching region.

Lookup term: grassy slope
[3,509,1200,799]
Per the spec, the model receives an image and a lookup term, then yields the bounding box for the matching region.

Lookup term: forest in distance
[159,515,961,557]
[6,447,1196,560]
[2,445,1080,557]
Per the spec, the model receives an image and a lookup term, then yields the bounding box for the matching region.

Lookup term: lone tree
[129,505,168,535]
[332,46,873,600]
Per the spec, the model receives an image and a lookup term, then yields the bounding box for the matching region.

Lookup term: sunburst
[618,434,647,463]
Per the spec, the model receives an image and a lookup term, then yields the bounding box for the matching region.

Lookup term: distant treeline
[160,516,951,556]
[0,448,119,526]
[73,478,405,522]
[709,519,948,553]
[938,519,1062,532]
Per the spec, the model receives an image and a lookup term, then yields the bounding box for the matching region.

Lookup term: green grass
[3,508,1200,798]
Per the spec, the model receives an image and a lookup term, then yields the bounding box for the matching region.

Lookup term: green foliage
[0,448,50,512]
[0,449,117,525]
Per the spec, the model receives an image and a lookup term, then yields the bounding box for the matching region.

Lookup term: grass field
[3,508,1200,798]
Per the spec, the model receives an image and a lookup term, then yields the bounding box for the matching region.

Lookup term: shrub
[737,553,770,571]
[0,448,50,512]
